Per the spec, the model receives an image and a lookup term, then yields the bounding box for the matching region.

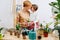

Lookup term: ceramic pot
[44,31,48,37]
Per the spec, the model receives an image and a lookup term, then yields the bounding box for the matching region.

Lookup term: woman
[17,1,32,28]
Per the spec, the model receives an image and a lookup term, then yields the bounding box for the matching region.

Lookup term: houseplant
[37,23,44,40]
[49,0,60,22]
[43,22,52,37]
[16,23,21,30]
[49,0,60,39]
[0,27,3,39]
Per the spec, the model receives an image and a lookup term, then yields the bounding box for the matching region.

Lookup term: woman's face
[26,3,32,10]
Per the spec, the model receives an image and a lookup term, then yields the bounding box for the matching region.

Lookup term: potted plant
[37,23,44,35]
[16,22,21,30]
[0,27,3,39]
[49,0,60,39]
[44,24,49,37]
[43,22,52,37]
[49,0,60,25]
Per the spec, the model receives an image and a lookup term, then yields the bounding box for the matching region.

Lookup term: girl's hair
[32,4,38,11]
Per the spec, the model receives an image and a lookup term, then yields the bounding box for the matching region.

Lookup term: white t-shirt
[30,12,39,21]
[30,12,40,31]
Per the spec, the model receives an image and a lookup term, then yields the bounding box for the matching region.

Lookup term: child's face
[31,7,35,12]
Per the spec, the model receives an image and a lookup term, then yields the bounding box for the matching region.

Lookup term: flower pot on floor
[44,31,48,37]
[0,33,3,40]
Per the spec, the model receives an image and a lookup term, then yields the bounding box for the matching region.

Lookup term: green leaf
[16,23,20,30]
[0,28,3,33]
[56,13,60,19]
[54,11,58,14]
[40,24,43,27]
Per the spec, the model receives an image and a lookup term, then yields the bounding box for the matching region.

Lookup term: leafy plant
[40,24,43,27]
[0,28,3,33]
[49,0,60,40]
[16,23,20,30]
[44,22,52,33]
[49,0,60,14]
[49,0,60,26]
[27,19,31,22]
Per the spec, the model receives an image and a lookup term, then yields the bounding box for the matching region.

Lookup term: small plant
[44,22,52,33]
[0,27,3,39]
[16,23,20,30]
[40,24,43,27]
[27,19,31,22]
[43,23,52,37]
[0,27,3,33]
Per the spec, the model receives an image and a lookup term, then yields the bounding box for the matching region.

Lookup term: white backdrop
[0,0,56,29]
[0,0,13,29]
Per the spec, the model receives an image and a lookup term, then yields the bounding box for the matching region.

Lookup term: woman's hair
[23,1,32,7]
[32,4,38,11]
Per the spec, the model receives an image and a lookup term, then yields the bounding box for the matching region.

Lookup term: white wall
[30,0,56,23]
[0,0,56,29]
[0,0,14,29]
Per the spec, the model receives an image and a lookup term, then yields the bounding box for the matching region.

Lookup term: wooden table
[3,32,59,40]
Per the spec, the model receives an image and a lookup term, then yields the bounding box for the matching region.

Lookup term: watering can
[28,29,36,40]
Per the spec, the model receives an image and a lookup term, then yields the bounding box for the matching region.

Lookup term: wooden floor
[3,32,59,40]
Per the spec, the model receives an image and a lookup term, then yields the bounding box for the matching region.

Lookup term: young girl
[28,4,39,30]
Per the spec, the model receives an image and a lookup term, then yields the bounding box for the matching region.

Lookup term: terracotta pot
[14,31,18,36]
[23,36,26,39]
[44,31,48,37]
[9,31,13,35]
[17,33,20,38]
[17,31,20,38]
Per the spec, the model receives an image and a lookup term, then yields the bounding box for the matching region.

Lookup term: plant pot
[0,33,3,40]
[37,29,44,36]
[17,31,20,38]
[22,36,26,39]
[44,31,48,37]
[22,32,26,39]
[14,30,18,36]
[9,31,13,35]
